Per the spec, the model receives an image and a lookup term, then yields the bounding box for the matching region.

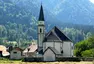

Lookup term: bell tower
[38,5,45,49]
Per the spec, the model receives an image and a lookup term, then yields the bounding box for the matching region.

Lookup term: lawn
[0,61,93,64]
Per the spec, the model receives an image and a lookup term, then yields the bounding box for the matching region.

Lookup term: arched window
[40,28,42,33]
[61,50,63,54]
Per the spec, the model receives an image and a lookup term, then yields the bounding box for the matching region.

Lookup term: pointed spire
[38,4,45,21]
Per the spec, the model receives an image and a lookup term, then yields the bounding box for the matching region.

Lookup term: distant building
[37,5,74,61]
[22,4,74,62]
[0,51,2,57]
[23,43,37,57]
[10,47,23,60]
[0,45,10,57]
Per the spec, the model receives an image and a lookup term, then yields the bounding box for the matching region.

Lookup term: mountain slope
[0,0,94,25]
[43,0,94,25]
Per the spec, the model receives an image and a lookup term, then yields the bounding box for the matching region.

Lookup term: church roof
[43,26,72,42]
[44,47,60,55]
[38,5,44,21]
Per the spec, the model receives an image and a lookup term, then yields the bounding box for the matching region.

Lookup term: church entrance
[44,48,56,61]
[45,56,55,61]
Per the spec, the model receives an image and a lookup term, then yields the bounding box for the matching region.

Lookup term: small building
[10,47,23,60]
[23,44,37,57]
[44,47,60,61]
[0,51,2,57]
[0,45,10,57]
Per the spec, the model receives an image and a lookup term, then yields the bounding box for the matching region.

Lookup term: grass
[0,58,93,64]
[0,61,93,64]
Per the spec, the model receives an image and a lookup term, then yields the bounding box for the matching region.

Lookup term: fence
[22,57,94,62]
[56,57,94,61]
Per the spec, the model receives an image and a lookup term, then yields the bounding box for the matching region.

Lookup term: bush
[81,49,94,57]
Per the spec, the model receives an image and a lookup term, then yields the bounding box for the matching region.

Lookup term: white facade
[43,42,61,53]
[62,41,73,57]
[38,21,45,48]
[43,41,73,57]
[10,50,22,59]
[44,49,55,61]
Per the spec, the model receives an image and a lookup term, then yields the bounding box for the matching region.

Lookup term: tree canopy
[74,36,94,57]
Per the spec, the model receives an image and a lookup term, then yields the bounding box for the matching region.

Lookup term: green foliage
[74,36,94,57]
[63,28,92,43]
[81,49,94,57]
[0,22,36,48]
[0,22,93,48]
[0,0,93,47]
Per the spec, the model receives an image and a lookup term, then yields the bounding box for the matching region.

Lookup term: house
[37,5,74,61]
[10,47,23,59]
[23,44,37,57]
[0,45,10,57]
[44,47,61,61]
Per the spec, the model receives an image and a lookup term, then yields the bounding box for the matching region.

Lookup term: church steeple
[38,5,44,21]
[38,4,45,50]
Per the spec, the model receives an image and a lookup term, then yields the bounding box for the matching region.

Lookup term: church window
[40,28,42,33]
[13,52,17,54]
[61,50,63,54]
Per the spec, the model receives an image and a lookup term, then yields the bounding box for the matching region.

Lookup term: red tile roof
[0,45,6,51]
[0,45,10,56]
[23,44,37,53]
[13,47,23,51]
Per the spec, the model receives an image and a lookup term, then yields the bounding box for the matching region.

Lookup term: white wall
[38,21,45,47]
[44,49,55,61]
[63,41,73,57]
[10,50,22,59]
[43,42,62,54]
[54,42,61,53]
[43,41,74,57]
[43,42,61,53]
[71,43,74,56]
[43,43,46,52]
[43,42,54,51]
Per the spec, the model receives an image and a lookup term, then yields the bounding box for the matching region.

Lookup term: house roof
[2,51,10,56]
[13,47,23,51]
[44,47,60,55]
[43,26,72,42]
[0,45,10,56]
[23,44,37,53]
[0,45,6,52]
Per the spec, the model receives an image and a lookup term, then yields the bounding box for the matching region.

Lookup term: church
[37,5,74,61]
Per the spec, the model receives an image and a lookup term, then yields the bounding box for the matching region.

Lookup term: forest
[74,36,94,57]
[0,0,94,49]
[0,22,93,48]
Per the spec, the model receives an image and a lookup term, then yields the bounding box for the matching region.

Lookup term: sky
[89,0,94,3]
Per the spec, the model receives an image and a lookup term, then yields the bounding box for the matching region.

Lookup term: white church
[37,5,74,61]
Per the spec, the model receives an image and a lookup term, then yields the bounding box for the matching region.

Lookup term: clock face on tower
[38,21,44,25]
